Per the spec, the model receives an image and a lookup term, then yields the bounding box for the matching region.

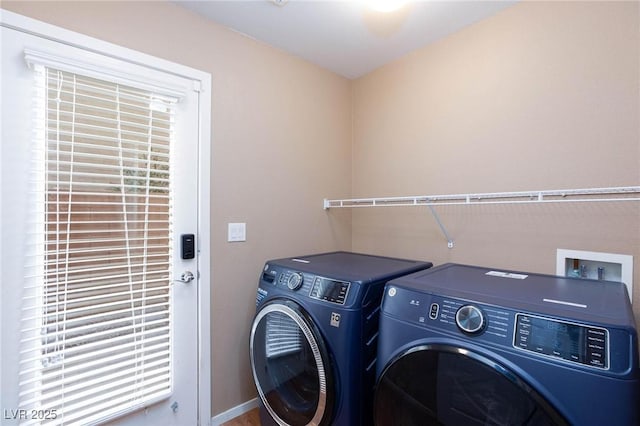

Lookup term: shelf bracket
[427,205,454,249]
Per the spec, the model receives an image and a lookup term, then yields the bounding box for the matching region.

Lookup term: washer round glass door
[251,300,334,426]
[374,344,568,426]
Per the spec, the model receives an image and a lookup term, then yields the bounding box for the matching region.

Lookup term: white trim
[24,48,187,99]
[1,9,209,84]
[210,398,259,426]
[0,53,2,408]
[1,9,212,425]
[197,66,213,426]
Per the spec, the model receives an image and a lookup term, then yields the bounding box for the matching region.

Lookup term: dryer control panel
[309,276,350,305]
[264,266,352,305]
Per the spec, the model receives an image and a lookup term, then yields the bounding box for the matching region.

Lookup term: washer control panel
[456,305,486,334]
[514,314,609,370]
[382,285,624,373]
[382,288,510,342]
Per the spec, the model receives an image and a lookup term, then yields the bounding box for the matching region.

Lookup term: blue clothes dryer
[250,251,432,426]
[374,263,640,426]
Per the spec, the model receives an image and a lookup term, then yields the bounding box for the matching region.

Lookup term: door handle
[175,271,195,283]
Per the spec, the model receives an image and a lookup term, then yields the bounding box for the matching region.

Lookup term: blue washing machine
[374,263,640,426]
[250,251,432,426]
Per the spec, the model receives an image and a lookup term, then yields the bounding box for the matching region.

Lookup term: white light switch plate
[228,223,246,242]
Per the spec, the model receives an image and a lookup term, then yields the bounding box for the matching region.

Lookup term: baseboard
[210,398,259,426]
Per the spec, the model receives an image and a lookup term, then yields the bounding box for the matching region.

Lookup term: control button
[287,272,304,291]
[455,305,486,334]
[429,303,439,320]
[589,358,605,368]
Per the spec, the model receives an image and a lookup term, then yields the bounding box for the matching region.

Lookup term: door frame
[0,9,212,425]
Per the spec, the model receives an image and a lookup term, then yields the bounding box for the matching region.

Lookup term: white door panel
[1,22,203,426]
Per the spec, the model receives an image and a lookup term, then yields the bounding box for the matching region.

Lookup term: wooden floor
[221,408,260,426]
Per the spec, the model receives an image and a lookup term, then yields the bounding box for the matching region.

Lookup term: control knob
[287,272,304,291]
[455,305,485,334]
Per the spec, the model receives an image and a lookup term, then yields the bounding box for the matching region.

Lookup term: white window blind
[18,64,176,425]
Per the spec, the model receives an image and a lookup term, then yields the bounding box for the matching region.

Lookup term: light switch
[228,223,246,242]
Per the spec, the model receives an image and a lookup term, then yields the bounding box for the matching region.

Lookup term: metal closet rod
[323,186,640,209]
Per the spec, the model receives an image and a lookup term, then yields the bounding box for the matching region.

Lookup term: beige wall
[352,1,640,322]
[2,0,353,416]
[4,0,640,419]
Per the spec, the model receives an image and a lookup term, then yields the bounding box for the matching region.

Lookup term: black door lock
[181,234,195,259]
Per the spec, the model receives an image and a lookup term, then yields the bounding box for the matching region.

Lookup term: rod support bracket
[427,205,454,249]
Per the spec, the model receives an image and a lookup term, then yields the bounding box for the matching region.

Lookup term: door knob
[176,271,195,283]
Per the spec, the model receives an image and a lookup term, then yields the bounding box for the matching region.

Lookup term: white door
[1,17,209,426]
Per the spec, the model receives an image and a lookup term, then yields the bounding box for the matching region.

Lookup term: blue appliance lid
[266,251,432,284]
[388,263,635,327]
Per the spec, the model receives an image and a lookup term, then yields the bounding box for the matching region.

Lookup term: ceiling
[176,0,517,79]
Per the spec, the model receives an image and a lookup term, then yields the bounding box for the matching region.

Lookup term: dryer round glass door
[374,344,568,426]
[250,301,334,426]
